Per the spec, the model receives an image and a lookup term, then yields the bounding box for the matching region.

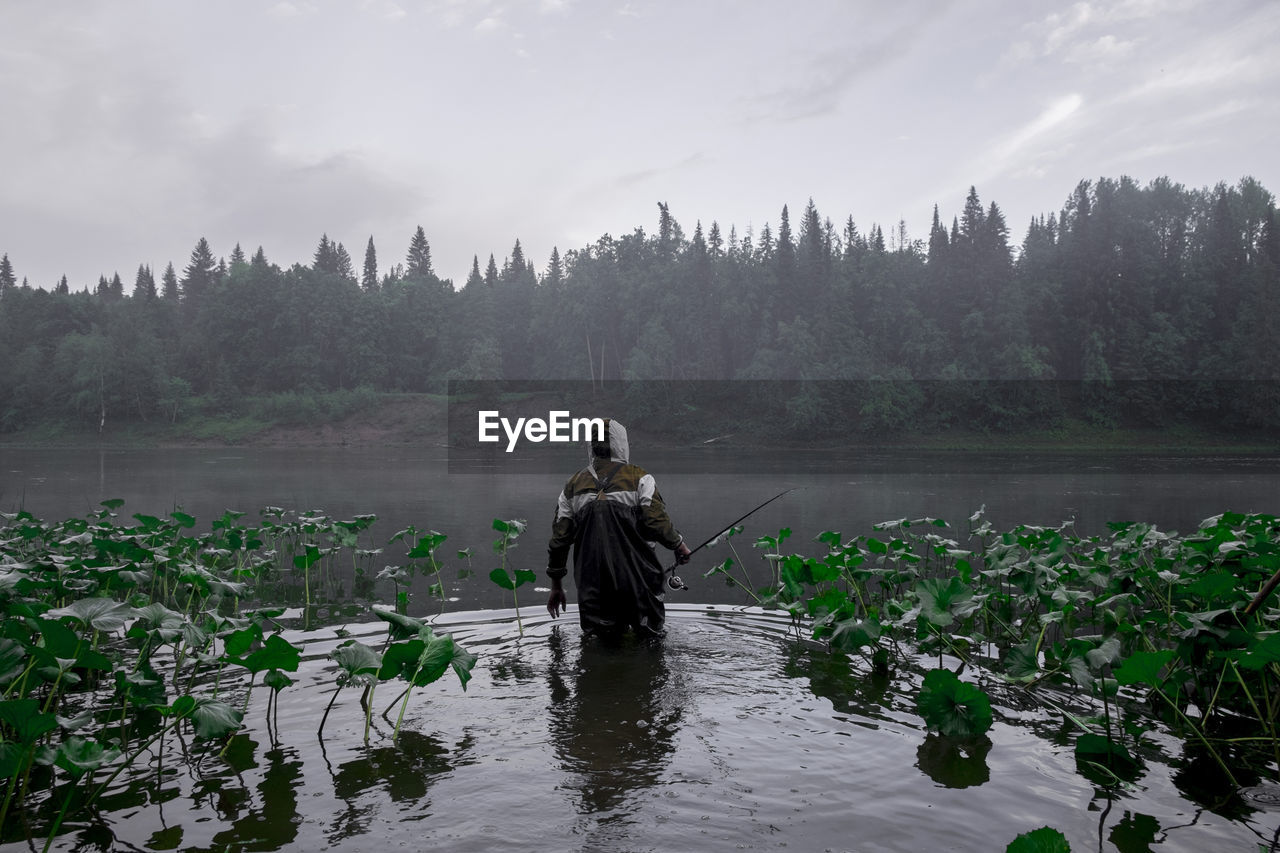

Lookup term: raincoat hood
[588,418,630,467]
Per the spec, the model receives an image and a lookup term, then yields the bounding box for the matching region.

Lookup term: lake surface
[4,607,1277,853]
[4,447,1278,610]
[3,447,1280,852]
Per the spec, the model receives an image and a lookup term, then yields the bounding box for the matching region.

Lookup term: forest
[0,175,1277,441]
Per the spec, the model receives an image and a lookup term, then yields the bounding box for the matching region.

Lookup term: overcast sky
[2,0,1277,291]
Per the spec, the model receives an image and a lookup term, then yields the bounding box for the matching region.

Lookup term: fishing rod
[666,488,798,591]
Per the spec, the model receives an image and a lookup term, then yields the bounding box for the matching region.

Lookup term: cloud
[267,2,317,19]
[741,15,940,124]
[1064,34,1137,67]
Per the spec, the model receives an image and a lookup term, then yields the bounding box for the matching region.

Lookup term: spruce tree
[465,256,483,290]
[544,247,564,286]
[335,242,355,280]
[161,263,180,301]
[182,237,216,302]
[0,253,15,294]
[406,226,433,277]
[135,264,157,299]
[362,236,379,291]
[313,234,337,273]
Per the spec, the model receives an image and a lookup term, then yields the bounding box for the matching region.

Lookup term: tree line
[0,175,1276,438]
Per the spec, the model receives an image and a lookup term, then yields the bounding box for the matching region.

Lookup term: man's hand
[675,541,692,565]
[547,578,567,618]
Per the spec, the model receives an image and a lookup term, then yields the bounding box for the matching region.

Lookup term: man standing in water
[545,418,691,639]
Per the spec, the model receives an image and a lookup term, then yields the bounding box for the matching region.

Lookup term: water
[3,447,1277,611]
[2,447,1279,851]
[8,607,1277,852]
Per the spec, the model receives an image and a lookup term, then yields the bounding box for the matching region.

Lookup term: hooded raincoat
[546,420,684,638]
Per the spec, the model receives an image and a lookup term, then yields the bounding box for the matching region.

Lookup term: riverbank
[1,392,1276,454]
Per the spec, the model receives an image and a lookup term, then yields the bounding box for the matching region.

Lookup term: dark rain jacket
[547,420,683,638]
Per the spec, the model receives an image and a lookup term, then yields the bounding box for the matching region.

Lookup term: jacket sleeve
[546,486,575,578]
[636,473,684,550]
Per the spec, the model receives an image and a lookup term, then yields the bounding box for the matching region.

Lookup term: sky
[2,0,1278,292]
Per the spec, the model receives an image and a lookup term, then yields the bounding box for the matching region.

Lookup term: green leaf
[263,669,295,693]
[916,577,977,628]
[410,633,458,686]
[292,544,322,570]
[171,511,196,528]
[916,668,993,737]
[489,568,515,590]
[46,598,135,633]
[222,624,263,659]
[513,569,536,587]
[828,616,881,653]
[0,698,58,743]
[1003,639,1040,682]
[240,634,301,675]
[0,638,28,686]
[1113,650,1175,687]
[450,646,479,691]
[101,498,125,511]
[1075,732,1134,764]
[332,640,382,687]
[189,698,243,739]
[373,608,426,640]
[54,736,121,778]
[1085,636,1122,671]
[1006,826,1071,853]
[1229,632,1280,670]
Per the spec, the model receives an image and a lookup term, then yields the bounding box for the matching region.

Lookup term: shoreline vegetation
[0,391,1275,455]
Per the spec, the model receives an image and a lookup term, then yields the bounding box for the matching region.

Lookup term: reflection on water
[916,733,992,789]
[546,629,683,830]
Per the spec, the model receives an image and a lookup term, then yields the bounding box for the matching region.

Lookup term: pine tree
[182,237,216,302]
[0,253,15,294]
[544,247,564,286]
[484,254,499,287]
[362,236,379,291]
[313,234,337,273]
[507,238,526,275]
[708,221,724,258]
[135,265,157,299]
[161,263,179,301]
[230,243,247,266]
[465,256,483,290]
[406,226,433,277]
[927,205,948,265]
[335,242,355,280]
[56,274,69,295]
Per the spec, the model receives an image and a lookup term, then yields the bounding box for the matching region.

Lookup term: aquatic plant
[488,518,533,635]
[1006,826,1071,852]
[733,508,1280,793]
[0,499,473,846]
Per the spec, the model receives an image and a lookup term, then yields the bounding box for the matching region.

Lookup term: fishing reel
[667,573,688,591]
